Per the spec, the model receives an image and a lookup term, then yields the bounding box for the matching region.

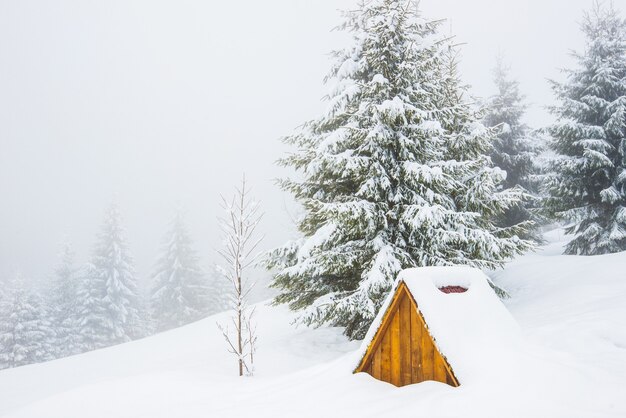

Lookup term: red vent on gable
[439,286,468,294]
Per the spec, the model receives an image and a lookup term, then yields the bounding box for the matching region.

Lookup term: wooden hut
[354,281,459,387]
[354,266,520,388]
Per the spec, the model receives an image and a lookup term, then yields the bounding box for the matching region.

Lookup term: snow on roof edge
[352,275,404,371]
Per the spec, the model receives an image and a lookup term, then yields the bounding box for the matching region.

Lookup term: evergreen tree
[266,0,532,339]
[74,263,108,351]
[484,58,544,239]
[49,241,80,356]
[546,3,626,255]
[150,212,211,332]
[206,265,231,315]
[75,204,141,351]
[0,288,13,369]
[0,280,55,369]
[138,284,155,336]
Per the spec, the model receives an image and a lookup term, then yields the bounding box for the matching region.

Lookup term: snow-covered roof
[355,266,522,384]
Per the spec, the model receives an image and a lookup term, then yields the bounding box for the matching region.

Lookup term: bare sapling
[216,175,263,376]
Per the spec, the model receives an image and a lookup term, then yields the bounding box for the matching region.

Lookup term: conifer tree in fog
[206,264,231,315]
[75,204,142,351]
[49,241,80,356]
[484,59,544,240]
[546,3,626,255]
[150,212,211,332]
[266,0,532,340]
[0,278,55,369]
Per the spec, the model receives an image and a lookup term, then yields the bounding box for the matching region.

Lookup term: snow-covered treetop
[484,58,528,143]
[546,2,626,255]
[269,0,532,339]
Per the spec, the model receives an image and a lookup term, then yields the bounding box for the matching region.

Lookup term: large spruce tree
[546,4,626,255]
[266,0,532,339]
[75,204,142,350]
[484,59,543,239]
[150,212,211,332]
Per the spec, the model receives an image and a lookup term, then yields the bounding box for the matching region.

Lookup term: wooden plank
[371,343,382,380]
[399,293,412,386]
[442,355,460,387]
[410,304,423,384]
[381,321,392,382]
[434,351,448,383]
[420,316,434,381]
[446,370,456,386]
[389,308,401,386]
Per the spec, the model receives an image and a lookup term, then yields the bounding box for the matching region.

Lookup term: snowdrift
[0,230,625,418]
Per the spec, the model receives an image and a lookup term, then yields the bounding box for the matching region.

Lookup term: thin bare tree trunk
[217,174,264,377]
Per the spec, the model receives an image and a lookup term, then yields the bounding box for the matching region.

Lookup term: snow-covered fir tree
[206,264,231,315]
[73,263,108,351]
[546,3,626,255]
[0,279,56,369]
[49,241,80,357]
[484,58,544,239]
[150,212,212,332]
[75,204,142,351]
[138,284,155,336]
[266,0,533,339]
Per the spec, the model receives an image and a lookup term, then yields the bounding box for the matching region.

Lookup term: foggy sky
[0,0,601,284]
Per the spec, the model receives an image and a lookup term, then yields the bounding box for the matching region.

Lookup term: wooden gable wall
[355,282,459,387]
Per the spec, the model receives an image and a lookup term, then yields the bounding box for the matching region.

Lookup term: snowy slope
[1,229,625,418]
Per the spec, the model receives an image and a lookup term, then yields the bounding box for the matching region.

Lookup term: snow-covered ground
[1,229,625,418]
